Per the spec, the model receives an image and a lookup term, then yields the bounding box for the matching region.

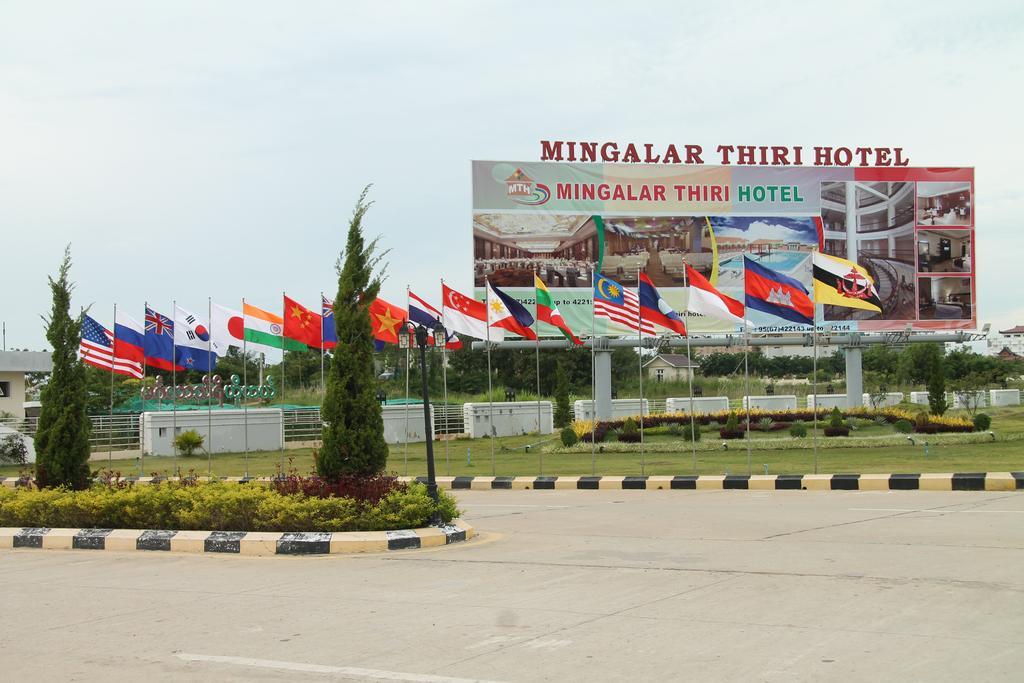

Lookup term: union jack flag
[144,306,180,371]
[146,308,172,336]
[322,294,337,349]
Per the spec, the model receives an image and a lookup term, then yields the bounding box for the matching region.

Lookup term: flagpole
[812,305,820,475]
[403,285,410,477]
[590,280,597,477]
[682,265,698,474]
[440,278,450,476]
[172,299,178,479]
[140,301,147,477]
[533,269,543,476]
[320,291,326,407]
[485,277,495,476]
[280,291,285,474]
[744,322,752,476]
[109,302,115,466]
[637,267,645,476]
[207,296,213,478]
[242,297,249,478]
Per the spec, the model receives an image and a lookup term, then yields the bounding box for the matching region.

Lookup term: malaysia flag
[593,274,656,335]
[743,256,814,326]
[638,272,687,335]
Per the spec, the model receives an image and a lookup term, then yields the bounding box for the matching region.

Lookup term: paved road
[3,490,1023,681]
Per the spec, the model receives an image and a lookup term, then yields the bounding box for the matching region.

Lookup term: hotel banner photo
[472,161,976,336]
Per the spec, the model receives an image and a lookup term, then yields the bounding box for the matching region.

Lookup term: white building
[0,352,52,419]
[643,354,697,382]
[989,326,1024,358]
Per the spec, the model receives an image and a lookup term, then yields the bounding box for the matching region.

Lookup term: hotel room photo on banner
[470,161,977,336]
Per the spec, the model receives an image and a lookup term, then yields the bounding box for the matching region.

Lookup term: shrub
[671,422,701,442]
[174,430,205,456]
[618,418,641,443]
[893,419,914,433]
[825,407,849,436]
[973,413,992,431]
[0,481,459,532]
[915,410,931,428]
[0,433,28,465]
[720,411,745,439]
[757,417,774,432]
[560,426,579,447]
[789,421,807,438]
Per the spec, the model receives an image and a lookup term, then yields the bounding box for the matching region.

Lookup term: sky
[2,1,1023,352]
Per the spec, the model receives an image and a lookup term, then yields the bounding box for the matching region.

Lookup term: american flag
[79,315,144,378]
[593,274,656,335]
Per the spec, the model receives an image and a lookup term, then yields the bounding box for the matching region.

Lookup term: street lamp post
[398,319,446,525]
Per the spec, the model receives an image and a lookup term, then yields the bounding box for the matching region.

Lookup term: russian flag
[638,272,687,335]
[743,256,814,326]
[113,311,146,368]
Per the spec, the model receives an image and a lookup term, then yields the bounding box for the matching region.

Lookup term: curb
[400,473,1024,492]
[0,519,474,556]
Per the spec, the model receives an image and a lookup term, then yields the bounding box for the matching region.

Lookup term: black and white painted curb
[0,519,473,556]
[400,473,1024,492]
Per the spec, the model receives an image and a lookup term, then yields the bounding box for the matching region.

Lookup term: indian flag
[534,274,582,345]
[243,302,307,353]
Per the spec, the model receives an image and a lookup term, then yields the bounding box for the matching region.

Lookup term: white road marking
[523,639,572,650]
[465,635,518,650]
[175,653,507,683]
[849,507,1024,514]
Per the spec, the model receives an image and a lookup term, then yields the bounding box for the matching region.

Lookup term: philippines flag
[113,310,146,369]
[638,272,687,335]
[593,274,656,335]
[322,295,337,350]
[743,256,814,326]
[144,306,181,372]
[409,290,463,350]
[487,282,537,340]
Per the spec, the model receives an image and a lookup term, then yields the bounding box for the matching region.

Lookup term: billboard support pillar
[845,341,864,409]
[594,346,613,420]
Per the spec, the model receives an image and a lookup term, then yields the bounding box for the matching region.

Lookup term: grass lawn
[4,407,1022,479]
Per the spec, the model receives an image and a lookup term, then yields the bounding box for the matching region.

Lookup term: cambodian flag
[638,272,687,335]
[743,256,814,326]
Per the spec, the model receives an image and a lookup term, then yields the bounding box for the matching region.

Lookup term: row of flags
[78,251,881,380]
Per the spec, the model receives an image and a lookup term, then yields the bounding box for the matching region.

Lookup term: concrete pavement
[2,489,1022,681]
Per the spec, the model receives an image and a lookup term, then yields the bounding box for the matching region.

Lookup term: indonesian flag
[534,274,582,344]
[487,282,537,340]
[685,264,747,325]
[442,283,501,342]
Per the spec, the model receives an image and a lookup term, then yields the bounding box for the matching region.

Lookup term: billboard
[472,161,975,335]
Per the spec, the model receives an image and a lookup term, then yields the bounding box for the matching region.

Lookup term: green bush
[0,481,459,532]
[789,421,808,438]
[174,430,204,457]
[893,419,914,433]
[560,426,578,447]
[0,433,28,465]
[973,413,992,431]
[829,407,844,429]
[618,418,640,443]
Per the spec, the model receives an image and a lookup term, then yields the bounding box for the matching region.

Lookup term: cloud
[714,219,816,244]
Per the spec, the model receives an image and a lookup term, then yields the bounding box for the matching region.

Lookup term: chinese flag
[283,295,323,348]
[370,297,406,345]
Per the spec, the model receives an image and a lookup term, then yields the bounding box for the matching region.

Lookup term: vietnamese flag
[534,274,582,344]
[370,297,407,345]
[283,295,322,348]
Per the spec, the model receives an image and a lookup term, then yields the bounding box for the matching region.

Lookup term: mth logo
[504,168,550,205]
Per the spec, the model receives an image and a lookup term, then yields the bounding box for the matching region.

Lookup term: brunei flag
[534,275,582,345]
[812,252,882,313]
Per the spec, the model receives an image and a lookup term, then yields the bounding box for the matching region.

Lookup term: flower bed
[0,479,459,533]
[572,407,975,443]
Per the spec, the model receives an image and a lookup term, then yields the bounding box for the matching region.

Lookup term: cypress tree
[319,187,388,479]
[925,346,948,416]
[35,246,92,489]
